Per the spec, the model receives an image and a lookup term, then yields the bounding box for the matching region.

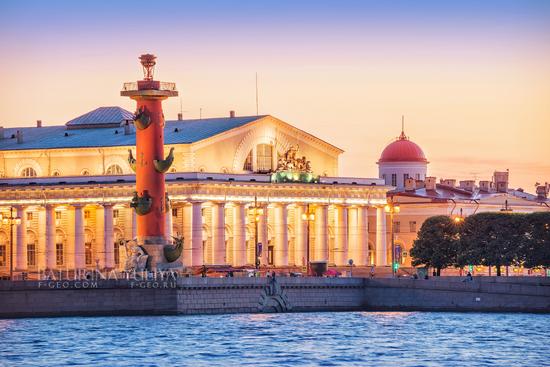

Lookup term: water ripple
[0,312,549,366]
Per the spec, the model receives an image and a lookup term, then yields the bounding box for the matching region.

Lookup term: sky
[0,0,549,191]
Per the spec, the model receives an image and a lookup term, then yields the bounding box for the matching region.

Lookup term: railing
[122,82,177,92]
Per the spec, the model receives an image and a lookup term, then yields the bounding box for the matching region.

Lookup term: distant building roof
[65,106,134,129]
[0,110,268,151]
[378,130,427,164]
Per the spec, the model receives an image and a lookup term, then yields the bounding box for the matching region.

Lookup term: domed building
[378,129,428,190]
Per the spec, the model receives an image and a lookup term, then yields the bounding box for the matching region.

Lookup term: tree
[410,215,460,276]
[522,212,550,270]
[458,212,528,276]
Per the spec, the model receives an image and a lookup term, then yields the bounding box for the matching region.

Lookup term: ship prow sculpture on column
[121,54,183,271]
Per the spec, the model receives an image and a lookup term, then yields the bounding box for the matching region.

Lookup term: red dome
[378,136,427,163]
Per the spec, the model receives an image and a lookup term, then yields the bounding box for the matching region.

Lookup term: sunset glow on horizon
[1,0,548,190]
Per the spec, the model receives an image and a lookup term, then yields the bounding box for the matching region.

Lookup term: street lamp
[384,201,400,278]
[301,205,315,276]
[249,197,264,269]
[1,208,22,280]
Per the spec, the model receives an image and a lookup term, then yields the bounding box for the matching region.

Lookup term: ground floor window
[268,241,274,265]
[27,244,36,266]
[0,245,6,266]
[85,242,92,265]
[56,243,64,266]
[114,241,120,266]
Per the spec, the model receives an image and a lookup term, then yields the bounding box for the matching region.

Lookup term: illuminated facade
[378,130,550,269]
[0,108,391,274]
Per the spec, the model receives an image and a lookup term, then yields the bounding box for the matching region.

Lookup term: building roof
[391,184,550,205]
[378,131,427,164]
[0,113,267,151]
[65,106,134,129]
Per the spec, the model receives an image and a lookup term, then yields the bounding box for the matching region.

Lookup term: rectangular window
[256,144,273,173]
[416,173,420,180]
[382,173,386,182]
[56,243,64,266]
[172,208,178,217]
[201,208,206,217]
[0,245,5,266]
[391,174,397,187]
[409,221,417,233]
[27,244,36,266]
[394,221,401,233]
[84,210,91,219]
[26,212,33,221]
[114,242,120,265]
[55,211,62,220]
[113,209,119,219]
[85,243,92,265]
[404,173,409,182]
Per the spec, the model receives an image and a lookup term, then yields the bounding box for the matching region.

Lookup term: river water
[0,312,548,366]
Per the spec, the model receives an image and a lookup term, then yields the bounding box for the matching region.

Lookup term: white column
[315,205,329,261]
[233,203,246,266]
[274,204,288,267]
[357,206,368,265]
[334,205,349,266]
[45,205,56,269]
[165,205,173,242]
[191,201,203,266]
[376,206,388,266]
[294,204,308,267]
[74,205,85,269]
[182,204,192,267]
[95,205,105,268]
[258,204,269,266]
[15,206,27,270]
[211,202,226,265]
[103,204,114,269]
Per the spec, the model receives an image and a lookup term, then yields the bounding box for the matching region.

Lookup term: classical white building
[0,107,393,275]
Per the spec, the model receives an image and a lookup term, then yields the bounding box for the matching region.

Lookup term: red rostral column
[121,54,177,267]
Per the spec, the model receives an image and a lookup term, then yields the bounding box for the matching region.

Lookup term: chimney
[404,177,416,191]
[440,179,456,188]
[479,180,492,192]
[459,180,476,192]
[16,130,23,144]
[177,113,183,121]
[415,179,425,189]
[229,110,236,118]
[425,176,436,191]
[493,170,509,193]
[36,120,42,128]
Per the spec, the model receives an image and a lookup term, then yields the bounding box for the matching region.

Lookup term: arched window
[20,167,37,177]
[243,150,253,171]
[106,164,123,175]
[52,170,61,177]
[256,144,273,173]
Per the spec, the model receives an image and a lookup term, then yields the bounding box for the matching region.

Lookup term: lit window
[106,164,123,175]
[256,144,273,173]
[0,245,5,266]
[21,167,37,177]
[56,243,64,266]
[243,150,253,171]
[27,244,36,266]
[409,221,417,233]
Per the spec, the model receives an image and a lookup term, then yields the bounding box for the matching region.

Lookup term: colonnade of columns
[1,202,389,271]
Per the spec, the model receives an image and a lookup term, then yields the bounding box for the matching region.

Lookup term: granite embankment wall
[0,277,548,318]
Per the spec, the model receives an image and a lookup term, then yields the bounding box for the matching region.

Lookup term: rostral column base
[137,236,184,271]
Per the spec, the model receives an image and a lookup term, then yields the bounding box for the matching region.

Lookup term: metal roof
[65,106,134,128]
[0,113,267,151]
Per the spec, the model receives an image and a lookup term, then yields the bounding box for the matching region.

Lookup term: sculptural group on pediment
[276,145,312,173]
